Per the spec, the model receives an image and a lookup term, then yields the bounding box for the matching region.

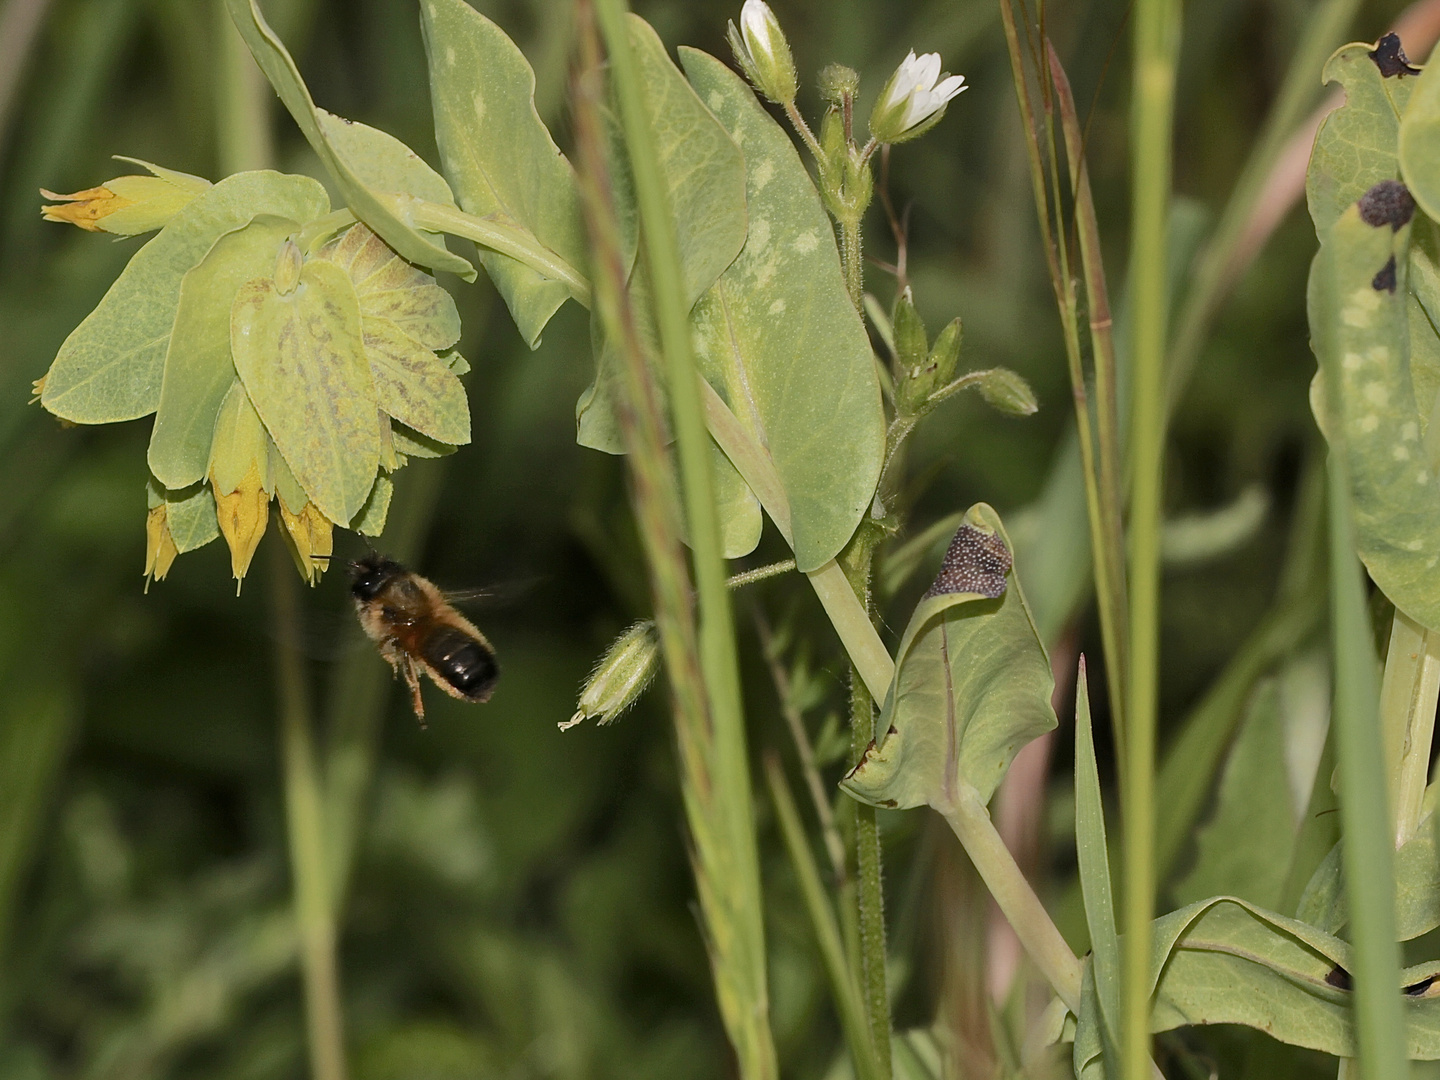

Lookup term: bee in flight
[348,553,499,722]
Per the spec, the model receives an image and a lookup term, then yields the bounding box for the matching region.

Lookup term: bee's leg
[402,656,427,728]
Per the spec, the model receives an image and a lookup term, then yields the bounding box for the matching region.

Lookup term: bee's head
[348,553,405,601]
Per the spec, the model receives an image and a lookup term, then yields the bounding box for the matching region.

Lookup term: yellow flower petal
[144,504,179,585]
[214,463,269,584]
[40,186,134,232]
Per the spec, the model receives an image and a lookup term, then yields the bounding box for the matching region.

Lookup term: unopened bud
[562,620,660,731]
[976,367,1038,416]
[273,240,303,295]
[727,0,798,105]
[818,63,860,108]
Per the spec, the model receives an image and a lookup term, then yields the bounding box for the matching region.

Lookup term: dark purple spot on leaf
[1369,33,1421,78]
[924,524,1011,599]
[1373,254,1398,293]
[1326,965,1352,991]
[1358,180,1416,231]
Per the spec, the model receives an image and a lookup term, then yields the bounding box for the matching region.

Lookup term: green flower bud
[893,288,932,414]
[563,620,660,731]
[818,63,860,108]
[869,50,967,145]
[976,367,1038,416]
[928,317,963,387]
[726,0,797,105]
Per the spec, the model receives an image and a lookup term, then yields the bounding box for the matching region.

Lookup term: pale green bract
[147,214,300,489]
[231,259,380,527]
[208,382,272,497]
[420,0,588,348]
[840,504,1055,811]
[147,478,220,554]
[40,170,328,424]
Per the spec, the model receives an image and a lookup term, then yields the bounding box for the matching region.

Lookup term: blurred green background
[0,0,1418,1076]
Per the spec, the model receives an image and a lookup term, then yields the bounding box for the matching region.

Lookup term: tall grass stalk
[575,6,776,1074]
[1123,0,1180,1076]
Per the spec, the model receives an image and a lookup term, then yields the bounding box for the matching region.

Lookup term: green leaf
[679,49,885,572]
[207,381,271,496]
[1074,896,1440,1067]
[362,317,470,446]
[419,0,587,348]
[223,0,475,281]
[1171,679,1295,910]
[147,478,220,554]
[391,421,457,461]
[231,259,379,525]
[1310,198,1440,628]
[1074,660,1120,1069]
[1308,42,1418,236]
[840,504,1055,810]
[1400,52,1440,227]
[1297,812,1440,942]
[40,171,328,423]
[147,214,298,488]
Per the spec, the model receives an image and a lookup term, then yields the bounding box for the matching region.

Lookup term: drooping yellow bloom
[278,498,335,585]
[214,463,269,587]
[144,504,179,586]
[40,161,210,236]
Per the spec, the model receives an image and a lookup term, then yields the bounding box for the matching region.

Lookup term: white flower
[728,0,797,104]
[870,50,967,144]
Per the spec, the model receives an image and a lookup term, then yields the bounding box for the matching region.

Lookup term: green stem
[584,6,776,1075]
[409,198,591,306]
[938,784,1082,1013]
[765,757,882,1080]
[726,559,796,590]
[783,99,824,161]
[268,543,347,1080]
[841,217,863,312]
[1124,0,1180,1076]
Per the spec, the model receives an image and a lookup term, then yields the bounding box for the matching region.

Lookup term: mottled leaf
[147,214,297,488]
[392,421,456,461]
[224,0,475,280]
[319,223,461,351]
[840,505,1055,810]
[41,171,328,423]
[231,259,379,525]
[679,49,885,571]
[419,0,586,347]
[362,316,470,445]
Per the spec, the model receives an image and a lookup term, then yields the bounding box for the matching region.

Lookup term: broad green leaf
[317,110,456,210]
[351,473,393,536]
[41,171,328,423]
[679,49,885,572]
[207,382,272,496]
[224,0,475,281]
[147,478,220,554]
[1401,51,1440,226]
[231,259,379,525]
[1074,661,1120,1070]
[319,223,461,351]
[1073,896,1440,1069]
[1297,816,1440,941]
[627,17,746,309]
[1308,42,1417,235]
[147,214,298,488]
[1311,201,1440,628]
[1172,679,1295,910]
[419,0,587,347]
[840,504,1055,810]
[362,317,470,445]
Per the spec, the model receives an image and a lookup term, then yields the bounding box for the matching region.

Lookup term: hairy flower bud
[727,0,798,105]
[869,50,967,145]
[976,367,1039,416]
[818,63,860,108]
[562,620,660,730]
[40,160,210,235]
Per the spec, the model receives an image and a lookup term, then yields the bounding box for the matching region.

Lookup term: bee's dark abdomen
[422,626,498,701]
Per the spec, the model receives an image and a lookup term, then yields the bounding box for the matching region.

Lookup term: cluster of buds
[891,288,1036,418]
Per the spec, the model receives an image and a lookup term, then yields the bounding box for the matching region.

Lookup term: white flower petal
[913,51,942,89]
[933,74,967,104]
